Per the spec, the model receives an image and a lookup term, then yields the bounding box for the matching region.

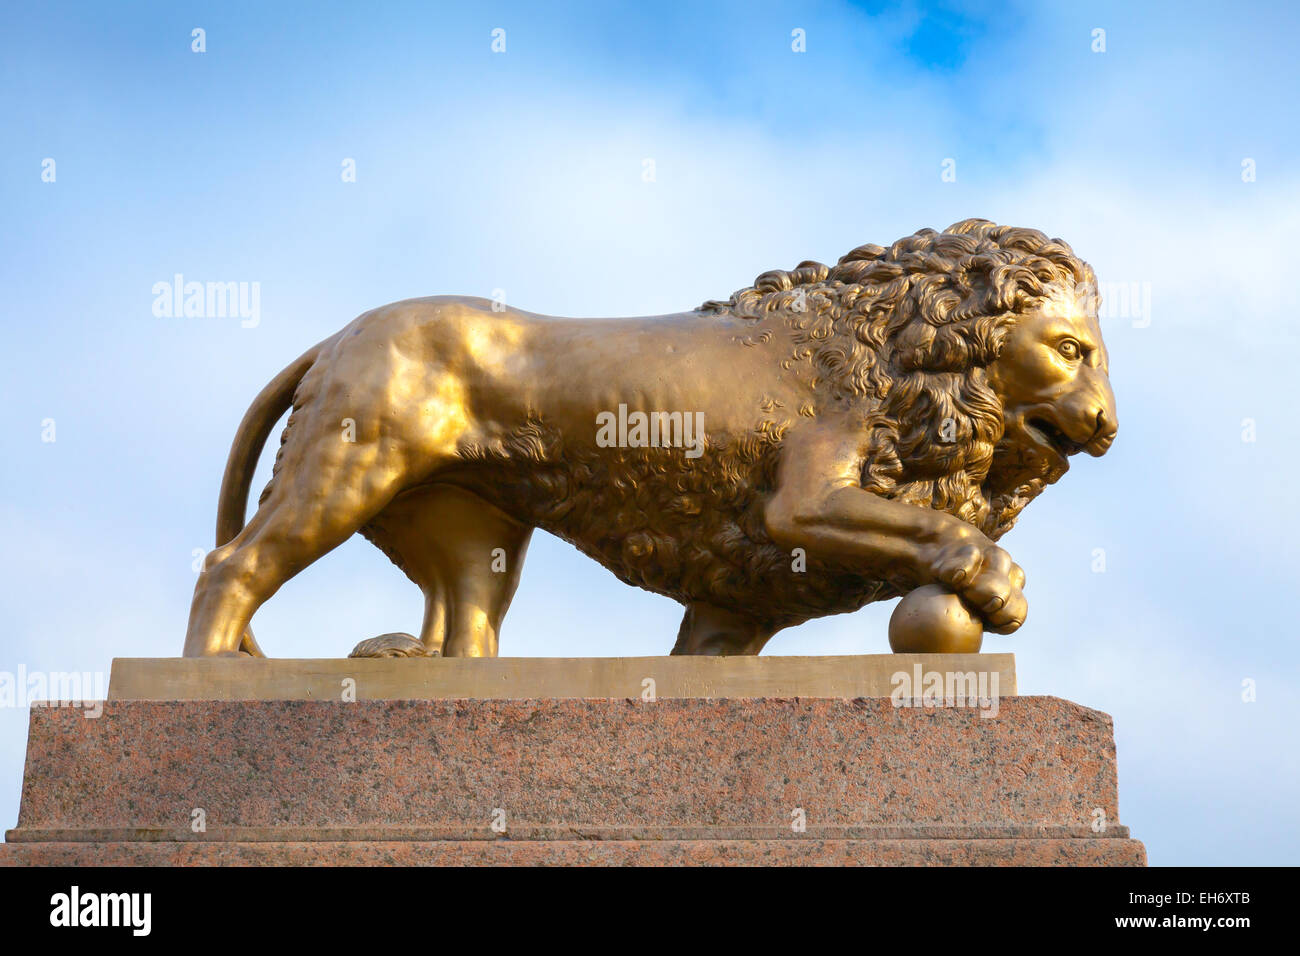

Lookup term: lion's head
[702,218,1117,540]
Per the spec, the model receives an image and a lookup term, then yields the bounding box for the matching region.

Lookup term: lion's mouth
[1025,417,1084,459]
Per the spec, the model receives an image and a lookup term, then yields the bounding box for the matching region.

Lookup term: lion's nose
[1087,408,1118,456]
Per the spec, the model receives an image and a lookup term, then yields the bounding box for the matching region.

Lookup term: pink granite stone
[0,839,1145,866]
[1,697,1145,866]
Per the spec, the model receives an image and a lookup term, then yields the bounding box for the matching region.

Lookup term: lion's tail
[214,340,328,657]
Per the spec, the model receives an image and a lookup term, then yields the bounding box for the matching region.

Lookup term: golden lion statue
[184,219,1116,658]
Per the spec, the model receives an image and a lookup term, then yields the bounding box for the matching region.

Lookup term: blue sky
[2,0,1298,864]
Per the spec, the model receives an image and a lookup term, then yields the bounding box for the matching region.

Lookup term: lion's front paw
[925,536,1027,634]
[348,632,439,658]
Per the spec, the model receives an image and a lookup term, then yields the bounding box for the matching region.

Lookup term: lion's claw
[927,535,1026,634]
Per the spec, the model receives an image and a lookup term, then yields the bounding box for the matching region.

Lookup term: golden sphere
[888,585,984,653]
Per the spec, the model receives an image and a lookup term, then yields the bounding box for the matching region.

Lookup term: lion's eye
[1057,339,1081,360]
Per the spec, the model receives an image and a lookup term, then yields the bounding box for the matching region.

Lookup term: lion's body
[184,220,1116,659]
[292,298,894,634]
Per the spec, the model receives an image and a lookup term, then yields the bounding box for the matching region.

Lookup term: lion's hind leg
[352,484,532,659]
[184,406,440,658]
[670,602,774,656]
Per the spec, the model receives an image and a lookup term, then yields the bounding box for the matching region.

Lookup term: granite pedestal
[0,655,1145,866]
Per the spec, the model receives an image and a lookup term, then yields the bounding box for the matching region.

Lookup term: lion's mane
[701,217,1097,539]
